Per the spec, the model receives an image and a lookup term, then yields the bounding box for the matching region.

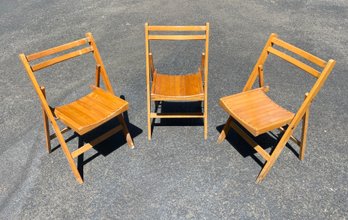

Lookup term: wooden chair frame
[217,33,336,183]
[19,33,134,184]
[145,23,210,140]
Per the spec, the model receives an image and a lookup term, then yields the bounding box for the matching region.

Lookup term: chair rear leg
[147,116,152,140]
[217,116,232,144]
[204,101,208,140]
[147,98,152,140]
[40,86,51,153]
[117,115,134,149]
[42,105,51,153]
[204,116,208,140]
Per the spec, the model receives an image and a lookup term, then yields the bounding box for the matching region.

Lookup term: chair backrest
[19,33,114,124]
[243,33,336,133]
[144,23,210,87]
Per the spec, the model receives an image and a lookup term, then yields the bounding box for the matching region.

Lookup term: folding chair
[19,33,134,184]
[145,23,210,140]
[217,33,336,183]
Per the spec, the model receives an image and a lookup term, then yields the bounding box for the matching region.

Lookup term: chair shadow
[50,95,142,181]
[216,121,298,168]
[150,101,204,137]
[152,101,204,127]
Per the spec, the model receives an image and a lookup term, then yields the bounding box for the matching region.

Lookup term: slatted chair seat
[151,72,204,101]
[217,33,335,183]
[219,88,294,136]
[55,87,128,135]
[19,33,134,184]
[145,23,210,140]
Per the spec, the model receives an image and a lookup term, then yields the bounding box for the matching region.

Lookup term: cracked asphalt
[0,0,347,219]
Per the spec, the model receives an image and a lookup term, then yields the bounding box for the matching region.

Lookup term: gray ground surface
[0,0,347,219]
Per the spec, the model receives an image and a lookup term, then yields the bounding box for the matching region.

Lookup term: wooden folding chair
[145,23,210,140]
[217,33,336,183]
[19,33,134,184]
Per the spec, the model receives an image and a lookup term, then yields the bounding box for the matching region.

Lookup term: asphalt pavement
[0,0,347,219]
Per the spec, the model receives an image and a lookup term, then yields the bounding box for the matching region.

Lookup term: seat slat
[86,93,120,111]
[267,47,321,78]
[75,99,109,119]
[222,88,269,107]
[247,109,292,124]
[31,46,93,71]
[235,101,277,116]
[55,107,92,132]
[91,88,128,109]
[26,38,90,61]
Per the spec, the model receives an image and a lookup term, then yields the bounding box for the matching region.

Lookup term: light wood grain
[49,127,70,140]
[148,26,206,31]
[148,35,206,40]
[217,34,336,183]
[243,33,278,91]
[19,53,83,183]
[220,88,294,136]
[145,23,152,140]
[26,38,89,61]
[95,64,101,87]
[277,127,301,146]
[86,33,114,94]
[149,52,155,79]
[203,23,210,140]
[40,86,51,153]
[19,33,135,183]
[300,93,310,160]
[256,59,335,182]
[151,72,204,101]
[271,38,326,68]
[267,47,320,78]
[258,65,264,87]
[31,47,93,71]
[145,23,209,140]
[55,87,128,135]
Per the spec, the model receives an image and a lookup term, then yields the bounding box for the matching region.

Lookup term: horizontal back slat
[27,38,90,61]
[31,46,93,71]
[272,38,326,68]
[148,35,206,40]
[148,26,207,31]
[267,47,321,78]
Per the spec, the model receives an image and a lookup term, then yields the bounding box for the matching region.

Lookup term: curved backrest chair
[217,33,336,183]
[19,33,134,184]
[145,23,210,140]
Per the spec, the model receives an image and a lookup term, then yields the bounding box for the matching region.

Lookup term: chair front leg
[51,121,83,184]
[300,107,309,160]
[256,128,292,183]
